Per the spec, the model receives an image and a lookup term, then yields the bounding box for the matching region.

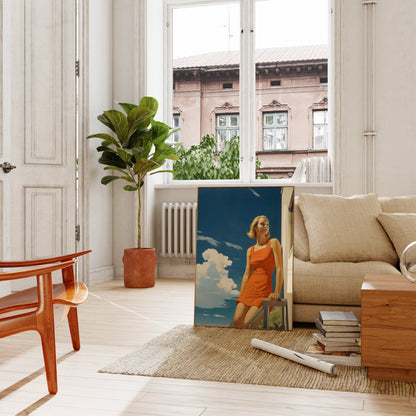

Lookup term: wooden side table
[361,274,416,382]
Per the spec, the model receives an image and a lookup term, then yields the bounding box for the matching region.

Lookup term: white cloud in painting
[224,241,243,250]
[196,248,240,308]
[197,234,221,247]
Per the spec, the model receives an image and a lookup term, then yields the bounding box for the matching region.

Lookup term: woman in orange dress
[233,215,283,328]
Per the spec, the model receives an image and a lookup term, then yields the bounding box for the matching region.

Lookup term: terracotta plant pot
[123,248,156,288]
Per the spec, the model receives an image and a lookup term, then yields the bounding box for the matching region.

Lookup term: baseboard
[157,261,195,279]
[87,266,115,286]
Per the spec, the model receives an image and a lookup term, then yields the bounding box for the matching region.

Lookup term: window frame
[164,0,332,186]
[216,113,240,151]
[312,109,328,150]
[172,113,181,144]
[263,111,289,151]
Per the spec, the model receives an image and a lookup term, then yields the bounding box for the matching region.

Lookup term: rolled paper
[251,338,338,376]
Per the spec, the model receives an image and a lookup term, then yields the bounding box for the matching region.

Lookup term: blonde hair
[247,215,270,239]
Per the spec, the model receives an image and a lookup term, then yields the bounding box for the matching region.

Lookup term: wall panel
[24,0,64,165]
[24,186,64,259]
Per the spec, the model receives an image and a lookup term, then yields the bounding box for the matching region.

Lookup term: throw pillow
[294,200,310,261]
[379,195,416,213]
[298,193,398,264]
[377,213,416,258]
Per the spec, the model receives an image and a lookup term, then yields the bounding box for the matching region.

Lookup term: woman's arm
[239,247,252,295]
[270,238,284,300]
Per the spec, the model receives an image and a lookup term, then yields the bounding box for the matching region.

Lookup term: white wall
[333,0,416,196]
[112,0,140,277]
[373,0,416,195]
[86,0,115,284]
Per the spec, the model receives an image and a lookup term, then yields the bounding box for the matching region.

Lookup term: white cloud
[224,241,243,250]
[196,248,240,308]
[197,234,221,247]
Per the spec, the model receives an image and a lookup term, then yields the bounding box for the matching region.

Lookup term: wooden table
[361,274,416,382]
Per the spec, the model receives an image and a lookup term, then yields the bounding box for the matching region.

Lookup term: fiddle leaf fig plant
[87,96,179,248]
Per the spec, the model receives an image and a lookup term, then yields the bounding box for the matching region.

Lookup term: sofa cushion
[293,257,401,305]
[294,200,310,261]
[298,193,398,264]
[377,213,416,258]
[380,195,416,213]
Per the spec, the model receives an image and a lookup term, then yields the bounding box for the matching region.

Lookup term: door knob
[0,162,16,173]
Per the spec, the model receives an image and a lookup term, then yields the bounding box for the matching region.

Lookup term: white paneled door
[1,0,77,290]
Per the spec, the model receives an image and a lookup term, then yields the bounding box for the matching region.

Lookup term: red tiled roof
[173,44,328,69]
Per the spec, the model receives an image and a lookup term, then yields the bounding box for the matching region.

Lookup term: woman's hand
[268,292,278,302]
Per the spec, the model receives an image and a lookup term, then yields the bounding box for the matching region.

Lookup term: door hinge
[75,224,81,241]
[75,60,80,77]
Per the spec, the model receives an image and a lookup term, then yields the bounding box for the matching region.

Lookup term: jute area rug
[100,325,416,396]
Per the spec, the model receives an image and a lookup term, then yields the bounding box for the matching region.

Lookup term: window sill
[155,180,333,191]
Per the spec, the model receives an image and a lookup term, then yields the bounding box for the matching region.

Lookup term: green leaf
[123,185,138,191]
[116,148,133,163]
[133,158,162,175]
[103,166,130,176]
[127,106,155,138]
[97,113,115,132]
[125,128,148,149]
[139,96,158,114]
[152,142,178,162]
[103,110,129,143]
[165,127,181,141]
[150,169,176,176]
[87,133,115,143]
[101,175,121,185]
[98,151,127,169]
[118,102,137,115]
[150,121,170,144]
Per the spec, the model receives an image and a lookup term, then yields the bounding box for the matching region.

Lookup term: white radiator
[161,202,197,258]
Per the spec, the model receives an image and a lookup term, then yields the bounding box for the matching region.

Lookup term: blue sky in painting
[195,187,283,327]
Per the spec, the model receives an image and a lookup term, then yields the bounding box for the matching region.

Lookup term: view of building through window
[171,0,328,180]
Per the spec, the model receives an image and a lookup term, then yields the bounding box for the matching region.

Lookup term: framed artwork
[194,186,294,330]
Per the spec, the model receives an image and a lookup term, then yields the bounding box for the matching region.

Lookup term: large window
[263,112,288,151]
[167,0,329,182]
[216,114,239,151]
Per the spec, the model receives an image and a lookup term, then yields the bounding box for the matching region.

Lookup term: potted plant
[87,96,179,287]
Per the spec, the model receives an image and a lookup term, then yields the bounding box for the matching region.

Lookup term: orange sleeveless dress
[236,239,275,308]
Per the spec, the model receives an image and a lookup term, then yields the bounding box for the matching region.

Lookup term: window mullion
[239,0,256,183]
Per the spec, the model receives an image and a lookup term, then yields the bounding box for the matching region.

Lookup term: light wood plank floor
[1,278,415,415]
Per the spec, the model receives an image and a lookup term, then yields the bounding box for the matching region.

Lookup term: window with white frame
[167,0,329,182]
[312,109,328,150]
[263,111,288,151]
[216,114,239,151]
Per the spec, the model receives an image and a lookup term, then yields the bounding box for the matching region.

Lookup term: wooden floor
[1,278,415,416]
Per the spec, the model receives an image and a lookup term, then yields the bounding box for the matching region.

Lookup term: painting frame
[194,186,294,330]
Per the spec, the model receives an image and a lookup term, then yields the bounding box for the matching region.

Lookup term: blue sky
[195,187,283,326]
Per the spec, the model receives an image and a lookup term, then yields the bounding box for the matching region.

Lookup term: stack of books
[305,311,361,366]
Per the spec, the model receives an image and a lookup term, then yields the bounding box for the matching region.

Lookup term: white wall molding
[362,0,377,193]
[331,0,346,195]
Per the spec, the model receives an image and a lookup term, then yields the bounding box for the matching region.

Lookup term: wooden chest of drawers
[361,274,416,382]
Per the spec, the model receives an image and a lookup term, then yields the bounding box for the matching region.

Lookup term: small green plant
[87,96,179,248]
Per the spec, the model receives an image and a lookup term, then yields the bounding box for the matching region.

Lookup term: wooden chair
[0,250,91,394]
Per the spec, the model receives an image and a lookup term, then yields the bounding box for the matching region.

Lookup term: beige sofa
[293,193,416,323]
